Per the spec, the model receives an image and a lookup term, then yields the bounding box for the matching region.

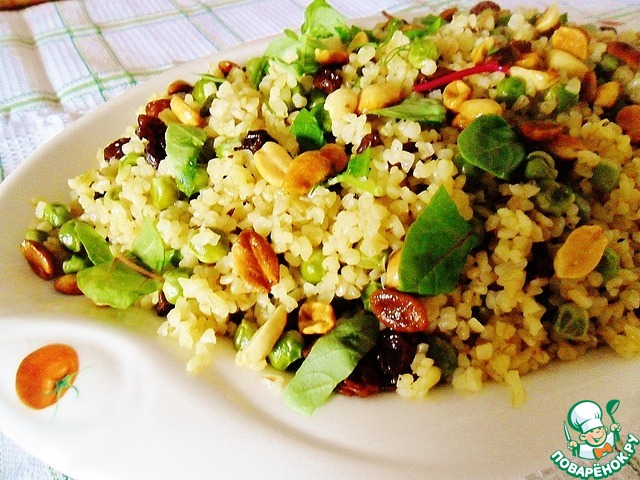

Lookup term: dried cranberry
[238,129,275,154]
[356,132,383,153]
[103,137,130,162]
[136,114,167,169]
[313,66,343,95]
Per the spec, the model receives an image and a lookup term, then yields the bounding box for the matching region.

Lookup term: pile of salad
[21,0,640,414]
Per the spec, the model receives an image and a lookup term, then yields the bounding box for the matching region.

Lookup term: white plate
[2,6,640,480]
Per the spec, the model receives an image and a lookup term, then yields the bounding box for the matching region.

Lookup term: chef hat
[568,400,604,434]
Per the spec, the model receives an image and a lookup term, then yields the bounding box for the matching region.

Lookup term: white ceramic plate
[2,6,640,480]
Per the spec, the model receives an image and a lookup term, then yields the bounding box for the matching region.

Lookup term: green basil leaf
[290,108,326,151]
[371,97,446,124]
[457,114,526,180]
[131,218,170,273]
[77,258,161,309]
[165,123,208,196]
[301,0,348,39]
[399,186,479,295]
[282,312,378,415]
[327,148,383,195]
[74,221,113,265]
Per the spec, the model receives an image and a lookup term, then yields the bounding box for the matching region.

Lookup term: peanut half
[554,224,609,279]
[232,230,280,292]
[298,301,336,335]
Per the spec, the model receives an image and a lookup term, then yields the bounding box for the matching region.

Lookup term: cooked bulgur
[23,0,640,413]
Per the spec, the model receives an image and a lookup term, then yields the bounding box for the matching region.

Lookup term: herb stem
[413,61,510,93]
[115,255,163,281]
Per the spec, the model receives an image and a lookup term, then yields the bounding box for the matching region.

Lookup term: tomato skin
[15,343,79,410]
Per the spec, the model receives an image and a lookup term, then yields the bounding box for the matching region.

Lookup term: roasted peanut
[284,150,332,195]
[519,120,565,142]
[369,288,429,333]
[470,37,495,65]
[21,239,56,280]
[253,142,293,187]
[547,134,587,160]
[594,80,621,108]
[551,26,590,61]
[580,70,598,103]
[319,143,349,175]
[509,66,560,92]
[167,80,192,96]
[453,98,502,128]
[384,249,402,289]
[170,95,203,127]
[606,41,640,70]
[615,105,640,144]
[218,61,239,76]
[442,80,472,112]
[535,5,560,32]
[298,301,336,334]
[324,87,358,119]
[554,225,609,279]
[357,82,404,114]
[232,230,280,292]
[315,48,350,65]
[514,52,543,69]
[546,49,589,79]
[54,274,83,295]
[348,31,369,52]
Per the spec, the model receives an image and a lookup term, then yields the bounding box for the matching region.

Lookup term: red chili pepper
[413,61,510,93]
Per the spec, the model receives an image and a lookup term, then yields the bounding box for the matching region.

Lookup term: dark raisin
[470,1,501,15]
[145,98,171,118]
[155,290,173,317]
[488,40,531,66]
[238,129,275,154]
[356,132,383,153]
[375,329,425,386]
[136,114,167,169]
[103,137,130,162]
[313,66,343,95]
[336,350,384,397]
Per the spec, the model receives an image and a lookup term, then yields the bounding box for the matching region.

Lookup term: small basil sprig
[282,312,378,415]
[327,147,382,195]
[398,186,479,295]
[457,114,525,180]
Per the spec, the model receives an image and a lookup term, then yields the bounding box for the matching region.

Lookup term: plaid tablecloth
[1,0,640,479]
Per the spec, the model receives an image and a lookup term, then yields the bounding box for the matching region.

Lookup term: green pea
[553,302,589,340]
[591,160,620,193]
[424,336,458,379]
[162,268,191,304]
[150,176,180,210]
[192,77,216,104]
[495,77,526,107]
[596,53,620,79]
[268,330,304,371]
[58,220,82,252]
[524,151,557,181]
[408,37,439,69]
[62,254,92,274]
[546,83,579,113]
[234,319,258,351]
[573,193,591,223]
[362,281,382,312]
[189,230,230,264]
[191,166,210,194]
[24,228,48,243]
[118,153,140,171]
[43,202,72,228]
[596,247,620,283]
[300,249,326,284]
[534,180,575,216]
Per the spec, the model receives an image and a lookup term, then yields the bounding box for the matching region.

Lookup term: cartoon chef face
[568,400,608,446]
[581,426,608,446]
